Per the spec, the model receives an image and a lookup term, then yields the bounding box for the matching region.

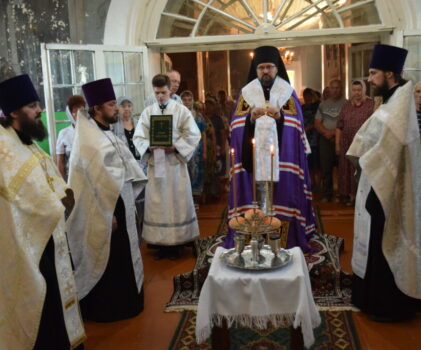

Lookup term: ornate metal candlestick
[228,187,290,268]
[224,142,291,270]
[226,206,291,270]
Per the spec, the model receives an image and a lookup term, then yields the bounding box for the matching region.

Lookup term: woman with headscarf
[335,80,374,206]
[112,96,146,237]
[112,96,140,161]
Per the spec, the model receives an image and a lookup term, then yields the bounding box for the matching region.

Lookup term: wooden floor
[84,195,421,350]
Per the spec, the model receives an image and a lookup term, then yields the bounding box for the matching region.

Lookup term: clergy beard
[17,111,48,141]
[104,113,118,124]
[372,80,389,98]
[259,74,275,87]
[100,106,119,124]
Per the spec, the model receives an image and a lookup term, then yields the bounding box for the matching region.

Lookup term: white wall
[297,46,322,96]
[146,48,162,95]
[104,0,165,45]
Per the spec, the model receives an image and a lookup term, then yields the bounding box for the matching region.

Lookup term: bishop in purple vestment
[225,46,316,252]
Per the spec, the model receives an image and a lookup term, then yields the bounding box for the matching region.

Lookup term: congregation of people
[1,43,421,349]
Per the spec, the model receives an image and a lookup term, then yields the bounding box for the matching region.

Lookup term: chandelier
[249,49,296,64]
[281,50,295,64]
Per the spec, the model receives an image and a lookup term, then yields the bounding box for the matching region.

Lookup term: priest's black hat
[82,78,116,107]
[247,46,290,83]
[369,44,408,73]
[0,74,40,116]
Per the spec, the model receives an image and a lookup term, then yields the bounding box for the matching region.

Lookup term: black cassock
[80,196,144,322]
[34,237,84,350]
[351,188,420,320]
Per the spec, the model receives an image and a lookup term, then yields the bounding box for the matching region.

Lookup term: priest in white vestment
[134,74,201,260]
[66,78,147,322]
[0,74,85,349]
[347,44,421,321]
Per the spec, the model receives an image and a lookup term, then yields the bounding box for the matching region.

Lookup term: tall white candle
[231,148,237,214]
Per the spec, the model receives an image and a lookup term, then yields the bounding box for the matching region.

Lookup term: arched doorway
[103,0,421,49]
[102,0,421,100]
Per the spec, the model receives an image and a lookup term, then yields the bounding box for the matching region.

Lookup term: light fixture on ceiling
[282,50,295,64]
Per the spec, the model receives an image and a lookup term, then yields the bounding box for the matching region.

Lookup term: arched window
[157,0,381,38]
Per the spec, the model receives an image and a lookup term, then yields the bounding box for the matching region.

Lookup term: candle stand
[224,190,291,271]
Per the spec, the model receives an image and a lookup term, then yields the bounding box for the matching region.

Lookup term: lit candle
[231,148,237,214]
[270,145,274,214]
[252,138,256,203]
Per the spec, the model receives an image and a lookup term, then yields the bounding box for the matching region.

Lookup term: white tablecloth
[196,247,321,348]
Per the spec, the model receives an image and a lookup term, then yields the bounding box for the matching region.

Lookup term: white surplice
[0,126,85,349]
[242,77,292,182]
[133,99,201,245]
[66,110,147,299]
[347,81,421,299]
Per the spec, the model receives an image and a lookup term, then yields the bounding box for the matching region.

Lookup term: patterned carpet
[168,310,361,350]
[165,232,354,312]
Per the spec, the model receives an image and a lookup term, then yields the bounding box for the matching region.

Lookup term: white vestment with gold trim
[0,126,85,350]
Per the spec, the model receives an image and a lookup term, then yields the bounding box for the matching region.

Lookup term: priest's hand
[251,107,266,121]
[266,106,281,120]
[62,188,75,220]
[112,216,118,232]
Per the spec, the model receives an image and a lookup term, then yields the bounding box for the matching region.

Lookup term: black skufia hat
[82,78,116,107]
[369,44,408,73]
[0,74,40,115]
[247,46,290,83]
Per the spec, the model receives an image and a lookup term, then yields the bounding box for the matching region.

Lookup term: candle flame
[231,148,235,155]
[252,138,255,145]
[270,144,274,154]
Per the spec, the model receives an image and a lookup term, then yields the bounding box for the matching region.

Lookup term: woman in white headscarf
[335,80,374,205]
[112,96,145,236]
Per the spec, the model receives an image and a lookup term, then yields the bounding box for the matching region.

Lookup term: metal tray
[220,245,293,271]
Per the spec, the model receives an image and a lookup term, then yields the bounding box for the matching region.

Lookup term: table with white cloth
[196,246,321,349]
